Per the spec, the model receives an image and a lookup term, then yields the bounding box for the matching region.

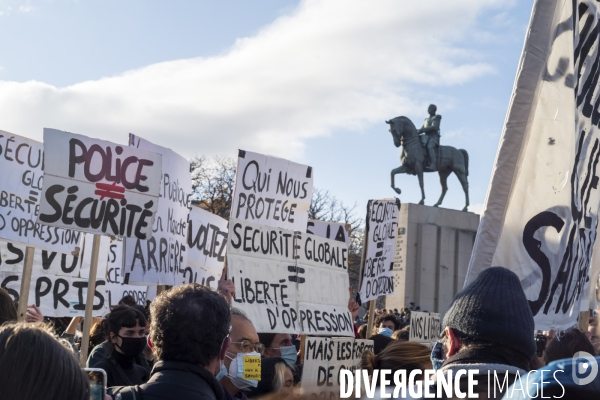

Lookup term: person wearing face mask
[95,305,150,388]
[109,284,232,400]
[219,308,264,400]
[257,333,298,366]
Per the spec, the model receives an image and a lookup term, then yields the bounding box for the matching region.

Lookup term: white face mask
[226,351,261,389]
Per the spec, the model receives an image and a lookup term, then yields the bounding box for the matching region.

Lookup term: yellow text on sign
[243,355,261,381]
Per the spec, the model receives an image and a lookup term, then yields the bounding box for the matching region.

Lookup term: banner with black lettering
[302,337,374,396]
[38,129,162,239]
[105,241,149,308]
[359,199,399,302]
[0,130,81,252]
[182,206,227,289]
[408,312,440,345]
[307,219,350,245]
[230,150,313,231]
[467,0,600,329]
[124,134,191,285]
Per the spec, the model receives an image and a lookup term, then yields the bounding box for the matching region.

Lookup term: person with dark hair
[258,333,297,366]
[0,287,17,326]
[118,295,137,307]
[361,341,431,385]
[110,283,232,400]
[411,267,536,399]
[375,314,399,337]
[95,305,150,387]
[247,357,294,399]
[0,322,90,400]
[544,327,596,364]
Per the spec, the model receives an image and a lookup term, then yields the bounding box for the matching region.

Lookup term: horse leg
[456,171,470,211]
[434,170,451,207]
[390,165,406,195]
[417,170,425,205]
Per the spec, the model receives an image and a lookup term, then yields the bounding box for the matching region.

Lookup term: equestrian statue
[387,104,470,211]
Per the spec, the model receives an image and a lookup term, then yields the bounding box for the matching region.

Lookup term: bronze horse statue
[387,116,470,211]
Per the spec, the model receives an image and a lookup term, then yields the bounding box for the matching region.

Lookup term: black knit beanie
[443,266,536,360]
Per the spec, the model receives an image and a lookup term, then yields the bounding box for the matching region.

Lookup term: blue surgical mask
[378,327,393,337]
[216,362,227,381]
[431,341,444,371]
[275,345,298,366]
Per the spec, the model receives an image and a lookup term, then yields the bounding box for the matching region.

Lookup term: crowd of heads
[1,264,600,399]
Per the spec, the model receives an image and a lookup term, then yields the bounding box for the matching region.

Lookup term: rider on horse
[417,104,441,170]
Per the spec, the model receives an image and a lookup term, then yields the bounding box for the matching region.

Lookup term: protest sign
[228,218,298,333]
[79,233,110,280]
[302,337,374,395]
[409,312,440,344]
[105,241,149,308]
[37,128,162,239]
[307,219,350,245]
[359,199,399,302]
[230,150,313,231]
[182,206,228,289]
[0,239,109,317]
[124,134,191,285]
[0,130,81,253]
[295,232,354,336]
[466,1,600,329]
[228,218,353,336]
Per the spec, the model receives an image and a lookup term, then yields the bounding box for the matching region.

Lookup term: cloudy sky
[0,0,534,216]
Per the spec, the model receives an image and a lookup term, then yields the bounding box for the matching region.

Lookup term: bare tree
[190,156,236,219]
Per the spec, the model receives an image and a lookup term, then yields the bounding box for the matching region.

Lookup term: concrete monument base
[384,203,479,320]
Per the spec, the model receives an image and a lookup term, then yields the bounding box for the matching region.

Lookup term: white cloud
[0,0,506,161]
[18,5,37,13]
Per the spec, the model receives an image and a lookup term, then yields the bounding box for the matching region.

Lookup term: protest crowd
[0,265,599,399]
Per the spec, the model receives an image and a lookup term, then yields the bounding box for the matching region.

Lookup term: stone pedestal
[385,203,479,319]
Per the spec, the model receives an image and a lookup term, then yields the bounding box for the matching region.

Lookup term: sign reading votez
[302,337,374,395]
[182,206,228,289]
[38,129,162,239]
[231,150,313,231]
[0,130,81,253]
[124,134,191,285]
[409,312,440,344]
[359,199,399,302]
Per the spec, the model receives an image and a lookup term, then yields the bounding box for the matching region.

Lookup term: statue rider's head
[428,104,437,115]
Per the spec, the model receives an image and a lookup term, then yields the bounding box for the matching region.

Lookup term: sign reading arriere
[38,129,162,239]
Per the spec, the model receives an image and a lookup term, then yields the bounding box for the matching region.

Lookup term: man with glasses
[220,308,264,400]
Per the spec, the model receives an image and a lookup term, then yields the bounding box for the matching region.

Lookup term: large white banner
[38,129,162,239]
[302,337,373,396]
[359,199,399,302]
[124,134,191,285]
[182,206,228,289]
[467,0,600,329]
[0,130,81,253]
[231,150,313,231]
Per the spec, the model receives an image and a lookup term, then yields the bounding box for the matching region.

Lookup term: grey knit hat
[443,266,536,359]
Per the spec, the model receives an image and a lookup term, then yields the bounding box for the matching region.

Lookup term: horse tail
[459,149,469,176]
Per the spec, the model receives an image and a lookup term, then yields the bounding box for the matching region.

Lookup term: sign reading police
[37,129,162,239]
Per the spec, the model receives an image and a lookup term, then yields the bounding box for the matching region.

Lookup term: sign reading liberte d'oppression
[359,199,399,302]
[37,129,162,239]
